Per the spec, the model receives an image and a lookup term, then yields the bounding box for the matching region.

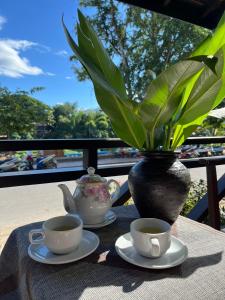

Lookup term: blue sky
[0,0,98,109]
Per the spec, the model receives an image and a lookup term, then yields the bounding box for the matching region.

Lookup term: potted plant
[63,10,225,224]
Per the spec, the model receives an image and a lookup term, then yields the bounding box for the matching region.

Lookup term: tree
[195,116,225,136]
[47,103,77,138]
[73,110,95,138]
[74,110,115,138]
[72,0,209,101]
[47,103,115,139]
[193,99,225,136]
[0,87,52,139]
[95,111,115,138]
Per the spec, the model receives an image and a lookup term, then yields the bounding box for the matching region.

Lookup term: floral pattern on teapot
[82,185,110,203]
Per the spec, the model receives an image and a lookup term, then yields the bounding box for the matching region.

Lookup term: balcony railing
[0,136,225,230]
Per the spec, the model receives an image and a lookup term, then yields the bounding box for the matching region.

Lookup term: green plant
[63,10,225,151]
[220,206,225,226]
[181,180,207,216]
[72,1,209,101]
[181,181,225,227]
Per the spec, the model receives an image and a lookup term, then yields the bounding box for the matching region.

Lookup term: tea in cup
[29,215,83,254]
[130,218,171,258]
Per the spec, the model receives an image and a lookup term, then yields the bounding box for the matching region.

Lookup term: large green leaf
[178,13,225,119]
[77,10,127,100]
[77,24,99,70]
[177,53,223,124]
[174,47,225,144]
[211,46,225,109]
[138,82,169,128]
[187,53,223,106]
[187,55,218,75]
[139,59,205,129]
[171,13,225,149]
[63,17,145,148]
[172,115,206,150]
[178,79,222,124]
[93,82,146,149]
[63,14,147,148]
[63,18,134,110]
[192,12,225,57]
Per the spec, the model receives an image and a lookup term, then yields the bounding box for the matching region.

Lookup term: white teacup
[130,218,171,258]
[29,215,83,254]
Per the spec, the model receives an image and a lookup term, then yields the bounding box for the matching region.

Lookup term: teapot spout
[58,184,76,214]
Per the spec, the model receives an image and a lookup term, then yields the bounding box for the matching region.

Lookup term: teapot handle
[107,179,120,205]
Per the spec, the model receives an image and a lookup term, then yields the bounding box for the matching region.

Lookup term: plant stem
[171,125,182,150]
[164,125,172,150]
[145,130,152,150]
[145,130,149,150]
[149,129,154,150]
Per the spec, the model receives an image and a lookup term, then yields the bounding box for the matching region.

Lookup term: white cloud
[55,50,68,57]
[65,76,72,80]
[0,16,7,31]
[3,39,38,50]
[46,72,55,76]
[35,44,51,53]
[0,39,44,78]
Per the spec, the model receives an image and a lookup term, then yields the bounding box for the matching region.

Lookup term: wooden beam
[118,0,225,29]
[206,164,220,229]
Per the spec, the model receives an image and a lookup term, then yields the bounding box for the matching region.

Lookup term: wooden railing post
[206,164,220,230]
[83,148,98,170]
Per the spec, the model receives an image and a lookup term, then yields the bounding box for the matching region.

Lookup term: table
[1,205,225,300]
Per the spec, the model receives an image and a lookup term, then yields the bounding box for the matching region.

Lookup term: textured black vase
[128,152,191,224]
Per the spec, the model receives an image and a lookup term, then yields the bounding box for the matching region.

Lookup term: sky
[0,0,98,109]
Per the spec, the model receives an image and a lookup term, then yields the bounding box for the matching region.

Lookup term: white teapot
[58,167,120,225]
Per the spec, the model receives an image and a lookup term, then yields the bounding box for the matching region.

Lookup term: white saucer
[28,230,99,265]
[115,233,188,269]
[83,210,117,229]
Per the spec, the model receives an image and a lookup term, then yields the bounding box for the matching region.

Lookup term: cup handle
[29,229,45,244]
[149,238,160,257]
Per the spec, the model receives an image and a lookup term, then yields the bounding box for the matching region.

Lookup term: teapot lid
[77,167,106,184]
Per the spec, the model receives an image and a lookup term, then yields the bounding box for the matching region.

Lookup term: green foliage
[47,103,77,138]
[63,10,225,151]
[0,86,116,140]
[181,180,225,227]
[63,12,145,148]
[197,99,225,136]
[30,86,45,95]
[220,206,225,226]
[46,103,115,139]
[0,87,52,139]
[172,13,225,148]
[181,180,207,216]
[74,0,209,101]
[0,85,117,140]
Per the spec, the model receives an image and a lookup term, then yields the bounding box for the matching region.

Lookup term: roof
[118,0,225,29]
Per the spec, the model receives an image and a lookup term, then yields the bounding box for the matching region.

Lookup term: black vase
[128,152,191,224]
